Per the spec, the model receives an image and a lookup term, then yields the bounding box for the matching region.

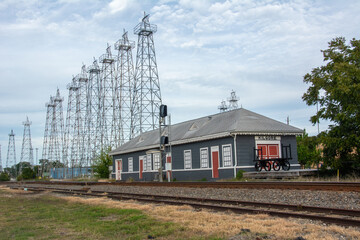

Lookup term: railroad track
[3,180,360,192]
[8,185,360,228]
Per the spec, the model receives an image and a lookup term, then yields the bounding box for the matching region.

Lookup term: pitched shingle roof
[110,108,303,155]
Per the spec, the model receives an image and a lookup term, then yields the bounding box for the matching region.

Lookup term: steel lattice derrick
[85,59,101,166]
[228,90,239,110]
[132,13,162,137]
[6,129,16,168]
[114,30,135,146]
[42,97,54,160]
[48,89,64,163]
[63,79,79,169]
[98,44,116,149]
[20,116,34,165]
[72,65,88,167]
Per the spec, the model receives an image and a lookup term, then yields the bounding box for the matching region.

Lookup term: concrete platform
[243,169,318,179]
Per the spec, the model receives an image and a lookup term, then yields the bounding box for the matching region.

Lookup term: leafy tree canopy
[0,172,10,181]
[92,147,112,179]
[302,37,360,173]
[296,130,321,168]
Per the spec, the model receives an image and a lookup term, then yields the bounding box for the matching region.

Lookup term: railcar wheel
[255,162,261,172]
[265,162,271,171]
[282,160,290,171]
[273,161,281,171]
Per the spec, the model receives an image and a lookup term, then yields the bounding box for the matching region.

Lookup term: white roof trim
[110,131,301,156]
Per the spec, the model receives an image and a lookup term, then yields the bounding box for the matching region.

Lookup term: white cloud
[94,0,138,19]
[1,0,360,162]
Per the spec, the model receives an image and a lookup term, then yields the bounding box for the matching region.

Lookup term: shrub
[16,175,23,181]
[93,147,112,179]
[126,177,134,183]
[0,172,10,181]
[21,167,36,180]
[236,170,245,180]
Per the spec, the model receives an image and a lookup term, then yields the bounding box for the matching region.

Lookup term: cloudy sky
[0,0,359,166]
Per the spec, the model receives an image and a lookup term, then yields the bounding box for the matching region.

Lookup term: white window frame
[184,150,192,169]
[153,153,160,171]
[222,144,232,167]
[146,154,152,171]
[128,157,133,172]
[200,147,209,168]
[143,155,147,172]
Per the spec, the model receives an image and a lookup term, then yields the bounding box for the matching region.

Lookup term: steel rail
[9,185,360,228]
[7,180,360,192]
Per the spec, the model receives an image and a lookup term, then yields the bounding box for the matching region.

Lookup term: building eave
[110,130,302,156]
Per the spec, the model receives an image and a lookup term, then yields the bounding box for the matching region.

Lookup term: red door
[257,144,268,159]
[139,158,143,179]
[268,144,279,159]
[166,153,172,180]
[116,160,122,180]
[257,144,279,159]
[211,146,219,178]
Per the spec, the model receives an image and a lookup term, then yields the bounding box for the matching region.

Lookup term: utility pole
[159,105,168,182]
[35,148,38,166]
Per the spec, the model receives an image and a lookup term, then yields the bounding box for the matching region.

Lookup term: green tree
[20,167,36,180]
[296,130,321,168]
[0,172,10,181]
[302,37,360,173]
[92,147,112,179]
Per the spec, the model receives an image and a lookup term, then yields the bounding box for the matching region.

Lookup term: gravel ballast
[17,183,360,210]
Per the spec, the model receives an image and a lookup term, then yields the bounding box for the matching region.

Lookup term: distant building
[110,108,303,181]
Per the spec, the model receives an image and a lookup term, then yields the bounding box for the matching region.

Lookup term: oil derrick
[72,65,88,167]
[132,13,162,137]
[85,59,101,166]
[6,130,16,168]
[42,97,54,160]
[20,117,34,165]
[48,89,64,163]
[98,44,116,149]
[114,30,135,145]
[218,100,228,112]
[228,90,239,110]
[63,78,79,169]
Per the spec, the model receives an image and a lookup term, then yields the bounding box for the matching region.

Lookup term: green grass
[0,189,220,240]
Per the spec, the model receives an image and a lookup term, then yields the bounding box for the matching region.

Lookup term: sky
[0,0,359,167]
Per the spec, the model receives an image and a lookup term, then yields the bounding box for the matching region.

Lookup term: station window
[128,157,133,172]
[200,148,208,168]
[222,145,232,167]
[153,153,160,170]
[147,154,152,171]
[184,150,192,169]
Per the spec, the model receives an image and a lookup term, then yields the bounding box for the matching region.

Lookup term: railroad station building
[110,108,303,181]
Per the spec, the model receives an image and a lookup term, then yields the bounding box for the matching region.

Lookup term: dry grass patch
[60,194,360,240]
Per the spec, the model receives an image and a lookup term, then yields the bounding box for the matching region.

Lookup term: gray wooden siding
[113,134,299,181]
